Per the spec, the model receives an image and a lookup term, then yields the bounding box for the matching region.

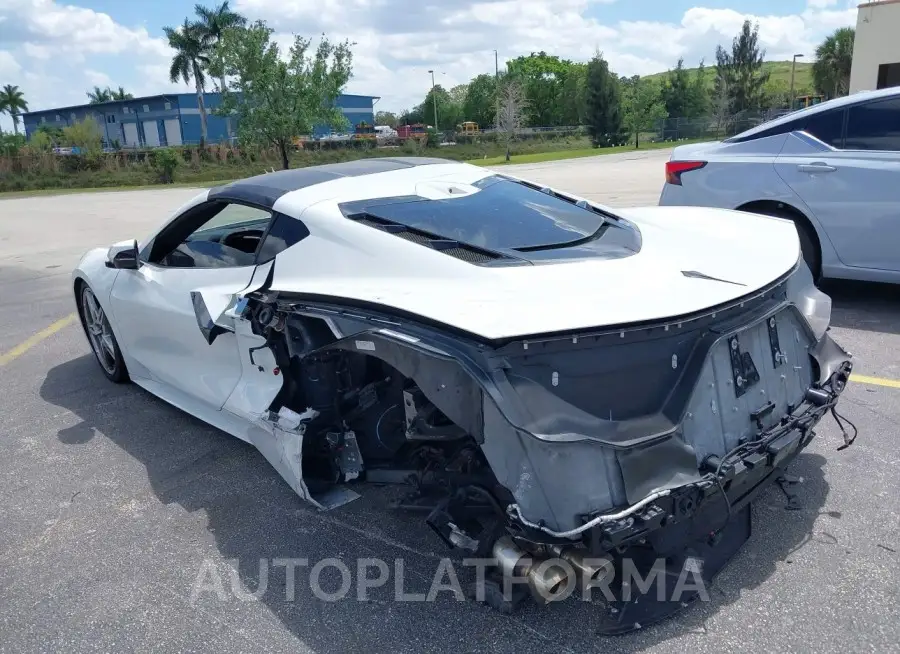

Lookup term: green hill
[645,60,815,94]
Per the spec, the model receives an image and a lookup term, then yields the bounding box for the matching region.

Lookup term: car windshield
[355,175,608,251]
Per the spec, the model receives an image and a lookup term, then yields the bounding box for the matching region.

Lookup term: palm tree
[164,19,210,145]
[109,86,134,101]
[195,2,246,137]
[86,86,112,104]
[0,84,28,135]
[813,27,855,99]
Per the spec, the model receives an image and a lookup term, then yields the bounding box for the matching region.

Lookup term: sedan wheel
[79,285,128,383]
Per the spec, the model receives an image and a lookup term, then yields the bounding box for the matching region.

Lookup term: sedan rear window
[351,175,608,251]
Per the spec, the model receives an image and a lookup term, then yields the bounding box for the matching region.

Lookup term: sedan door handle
[797,162,837,173]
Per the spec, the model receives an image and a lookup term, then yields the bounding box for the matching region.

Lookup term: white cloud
[21,42,51,59]
[84,69,112,87]
[0,0,170,58]
[0,49,19,76]
[807,0,839,8]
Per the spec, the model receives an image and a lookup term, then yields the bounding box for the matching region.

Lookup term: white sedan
[72,157,854,627]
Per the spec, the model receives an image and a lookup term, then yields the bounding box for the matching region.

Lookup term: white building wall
[850,0,900,93]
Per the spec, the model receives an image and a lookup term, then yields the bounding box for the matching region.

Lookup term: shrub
[148,147,181,183]
[30,131,53,152]
[62,117,103,155]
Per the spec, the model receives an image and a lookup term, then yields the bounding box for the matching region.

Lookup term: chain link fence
[652,109,791,143]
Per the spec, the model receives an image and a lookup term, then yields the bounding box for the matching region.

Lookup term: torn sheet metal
[190,260,275,342]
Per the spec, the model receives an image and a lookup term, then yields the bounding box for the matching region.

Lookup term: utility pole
[789,53,804,111]
[493,50,500,131]
[428,69,438,130]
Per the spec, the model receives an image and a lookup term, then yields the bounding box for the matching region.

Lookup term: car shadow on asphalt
[824,280,900,335]
[41,355,831,654]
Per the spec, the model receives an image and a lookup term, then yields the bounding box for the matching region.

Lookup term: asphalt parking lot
[1,149,898,653]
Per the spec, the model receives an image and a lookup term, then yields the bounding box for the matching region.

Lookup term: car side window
[801,109,845,148]
[845,97,900,152]
[256,213,311,263]
[148,201,272,269]
[727,117,803,143]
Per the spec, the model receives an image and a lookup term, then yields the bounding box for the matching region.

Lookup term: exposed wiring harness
[506,488,673,539]
[831,406,858,451]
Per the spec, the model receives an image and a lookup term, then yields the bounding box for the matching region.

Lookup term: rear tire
[77,284,129,383]
[747,206,821,281]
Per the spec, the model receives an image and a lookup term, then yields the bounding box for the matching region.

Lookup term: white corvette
[73,157,855,629]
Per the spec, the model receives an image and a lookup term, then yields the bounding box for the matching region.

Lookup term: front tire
[78,284,129,383]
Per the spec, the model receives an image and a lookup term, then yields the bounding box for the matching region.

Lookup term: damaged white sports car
[73,157,856,631]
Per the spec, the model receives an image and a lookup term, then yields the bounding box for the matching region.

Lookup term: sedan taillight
[665,160,706,185]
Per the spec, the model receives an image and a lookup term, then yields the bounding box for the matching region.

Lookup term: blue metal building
[22,92,378,148]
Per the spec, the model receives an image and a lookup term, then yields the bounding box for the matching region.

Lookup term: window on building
[143,104,150,113]
[71,113,76,121]
[164,102,171,111]
[55,114,61,122]
[107,115,116,124]
[876,63,900,90]
[845,97,900,151]
[41,117,46,124]
[123,107,130,114]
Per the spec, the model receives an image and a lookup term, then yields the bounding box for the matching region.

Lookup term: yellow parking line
[850,374,900,389]
[0,312,77,366]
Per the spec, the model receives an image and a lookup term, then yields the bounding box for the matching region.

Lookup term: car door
[108,199,273,409]
[775,97,900,272]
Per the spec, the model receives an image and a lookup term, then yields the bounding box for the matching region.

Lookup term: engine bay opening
[245,304,510,520]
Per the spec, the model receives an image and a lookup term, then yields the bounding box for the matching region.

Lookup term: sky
[0,0,860,131]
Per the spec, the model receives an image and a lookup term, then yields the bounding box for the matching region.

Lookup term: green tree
[813,27,854,99]
[400,107,425,125]
[506,51,573,126]
[462,74,498,129]
[584,52,622,147]
[34,124,64,144]
[0,84,28,135]
[87,86,132,104]
[662,58,692,118]
[164,19,210,145]
[375,111,398,127]
[762,77,791,110]
[560,63,587,125]
[195,1,246,137]
[420,84,462,130]
[215,21,352,169]
[715,20,770,114]
[690,59,709,117]
[109,86,134,101]
[86,86,112,104]
[621,76,667,148]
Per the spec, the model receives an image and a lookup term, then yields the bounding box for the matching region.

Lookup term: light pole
[427,69,438,130]
[789,53,804,111]
[493,50,499,79]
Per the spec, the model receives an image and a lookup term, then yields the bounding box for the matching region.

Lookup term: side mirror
[106,239,140,270]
